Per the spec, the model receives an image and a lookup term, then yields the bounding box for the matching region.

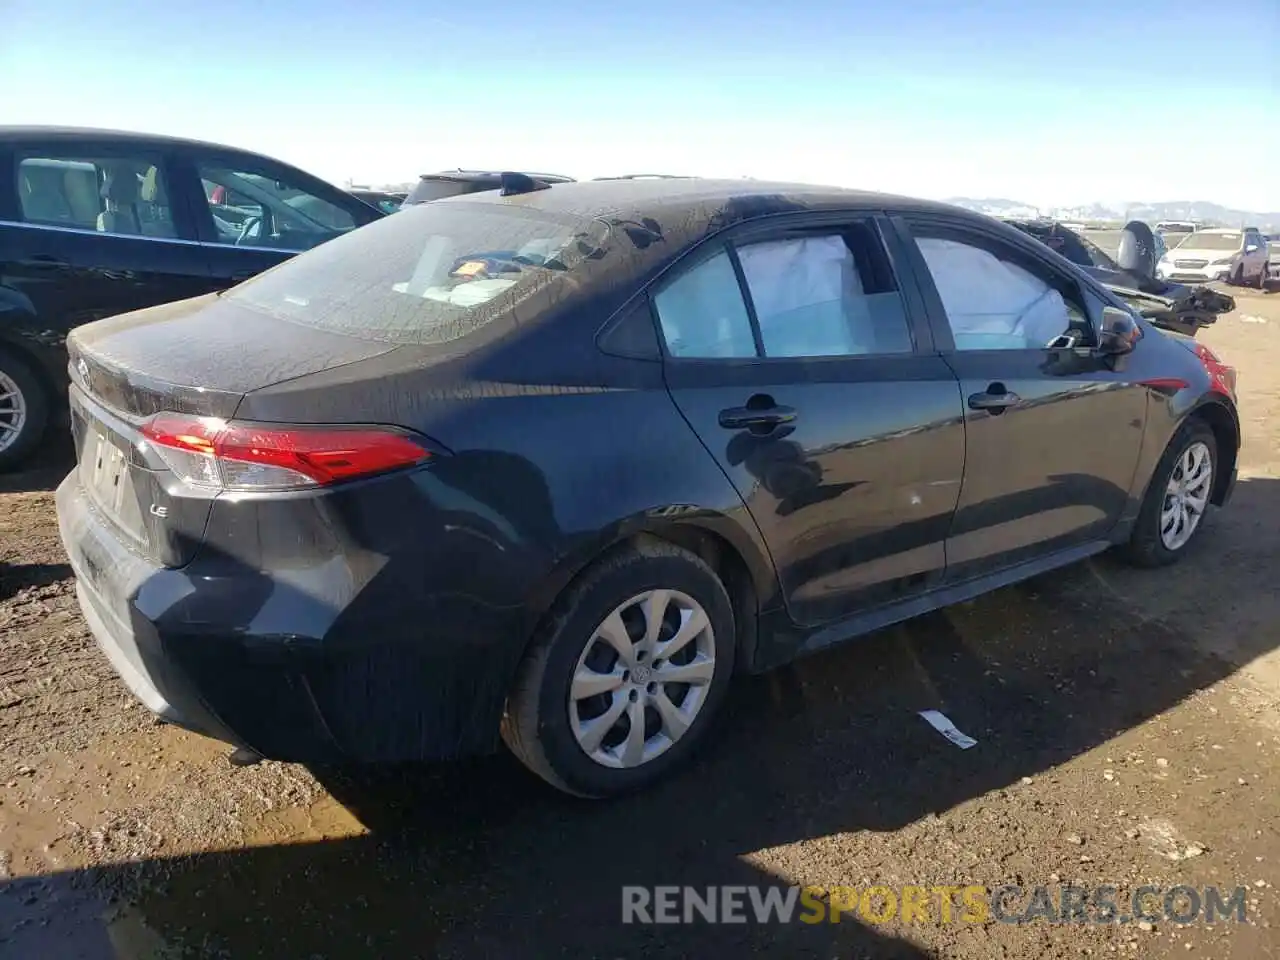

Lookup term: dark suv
[0,127,384,468]
[402,170,575,206]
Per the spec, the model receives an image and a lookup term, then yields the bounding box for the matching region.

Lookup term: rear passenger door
[891,214,1148,581]
[0,139,213,342]
[654,214,967,630]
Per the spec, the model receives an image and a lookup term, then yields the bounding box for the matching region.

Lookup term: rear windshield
[1175,232,1241,251]
[404,178,489,205]
[226,200,613,346]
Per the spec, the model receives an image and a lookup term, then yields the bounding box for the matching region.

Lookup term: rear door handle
[968,389,1021,412]
[718,404,797,430]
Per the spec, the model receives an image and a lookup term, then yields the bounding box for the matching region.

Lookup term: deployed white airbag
[918,238,1069,349]
[738,237,865,357]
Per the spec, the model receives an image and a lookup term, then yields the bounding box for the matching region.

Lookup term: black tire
[0,348,50,473]
[1228,264,1244,286]
[501,539,737,798]
[1257,262,1269,291]
[1122,419,1217,568]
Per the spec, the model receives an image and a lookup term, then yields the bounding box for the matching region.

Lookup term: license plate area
[73,405,148,548]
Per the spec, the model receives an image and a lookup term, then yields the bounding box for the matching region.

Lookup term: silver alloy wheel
[0,370,27,454]
[1160,441,1213,551]
[568,588,716,769]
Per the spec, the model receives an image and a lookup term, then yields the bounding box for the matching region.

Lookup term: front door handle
[718,403,797,431]
[968,385,1021,413]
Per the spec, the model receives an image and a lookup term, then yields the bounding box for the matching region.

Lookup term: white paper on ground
[918,709,979,749]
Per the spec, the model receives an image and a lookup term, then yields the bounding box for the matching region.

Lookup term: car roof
[0,125,277,156]
[430,176,957,222]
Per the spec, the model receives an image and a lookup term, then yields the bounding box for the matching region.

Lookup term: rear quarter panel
[236,336,778,628]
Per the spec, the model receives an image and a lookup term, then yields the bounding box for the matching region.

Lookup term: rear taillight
[140,414,433,491]
[1193,343,1236,398]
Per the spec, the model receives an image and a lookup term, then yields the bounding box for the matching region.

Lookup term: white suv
[1157,227,1269,288]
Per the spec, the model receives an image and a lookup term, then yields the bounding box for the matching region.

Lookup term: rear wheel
[0,349,49,472]
[502,540,736,798]
[1122,420,1217,568]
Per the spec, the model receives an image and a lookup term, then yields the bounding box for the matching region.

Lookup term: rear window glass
[226,200,613,345]
[404,178,489,205]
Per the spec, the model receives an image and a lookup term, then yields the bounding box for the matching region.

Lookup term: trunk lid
[68,293,397,419]
[66,294,398,568]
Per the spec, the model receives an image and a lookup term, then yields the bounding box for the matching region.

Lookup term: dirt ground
[2,287,1279,959]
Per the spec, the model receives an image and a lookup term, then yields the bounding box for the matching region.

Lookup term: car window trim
[890,212,1103,355]
[651,209,930,364]
[0,217,209,247]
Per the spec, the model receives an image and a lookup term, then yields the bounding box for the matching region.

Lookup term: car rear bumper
[56,471,525,764]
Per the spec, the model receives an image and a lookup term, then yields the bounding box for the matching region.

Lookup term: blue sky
[3,0,1277,208]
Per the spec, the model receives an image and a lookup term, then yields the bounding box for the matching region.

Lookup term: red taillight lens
[140,414,432,491]
[1193,343,1237,398]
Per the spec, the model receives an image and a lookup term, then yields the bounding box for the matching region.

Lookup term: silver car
[1157,227,1269,288]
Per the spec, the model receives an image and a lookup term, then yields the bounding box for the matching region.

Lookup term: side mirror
[1098,306,1140,356]
[1246,244,1259,253]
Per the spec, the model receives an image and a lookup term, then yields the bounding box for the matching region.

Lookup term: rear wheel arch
[520,515,775,677]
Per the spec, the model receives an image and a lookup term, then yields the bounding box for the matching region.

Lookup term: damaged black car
[1005,218,1234,338]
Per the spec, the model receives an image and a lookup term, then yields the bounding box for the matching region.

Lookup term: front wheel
[1122,420,1217,568]
[502,540,736,798]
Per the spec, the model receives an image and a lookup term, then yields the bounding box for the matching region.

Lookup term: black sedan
[0,127,385,469]
[55,178,1240,798]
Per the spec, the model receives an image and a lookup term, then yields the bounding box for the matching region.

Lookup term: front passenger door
[894,215,1148,581]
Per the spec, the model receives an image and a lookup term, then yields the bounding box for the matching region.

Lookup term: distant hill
[945,197,1280,231]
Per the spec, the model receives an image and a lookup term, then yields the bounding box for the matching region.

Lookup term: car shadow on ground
[6,477,1277,959]
[0,435,74,495]
[0,561,73,601]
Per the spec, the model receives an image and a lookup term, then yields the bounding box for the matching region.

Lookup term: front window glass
[197,164,356,251]
[912,229,1090,351]
[227,200,614,346]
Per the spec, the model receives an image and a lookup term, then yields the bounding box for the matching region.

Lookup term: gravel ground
[1,287,1279,959]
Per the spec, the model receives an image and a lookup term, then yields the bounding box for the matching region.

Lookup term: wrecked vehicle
[56,178,1240,798]
[1005,219,1234,338]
